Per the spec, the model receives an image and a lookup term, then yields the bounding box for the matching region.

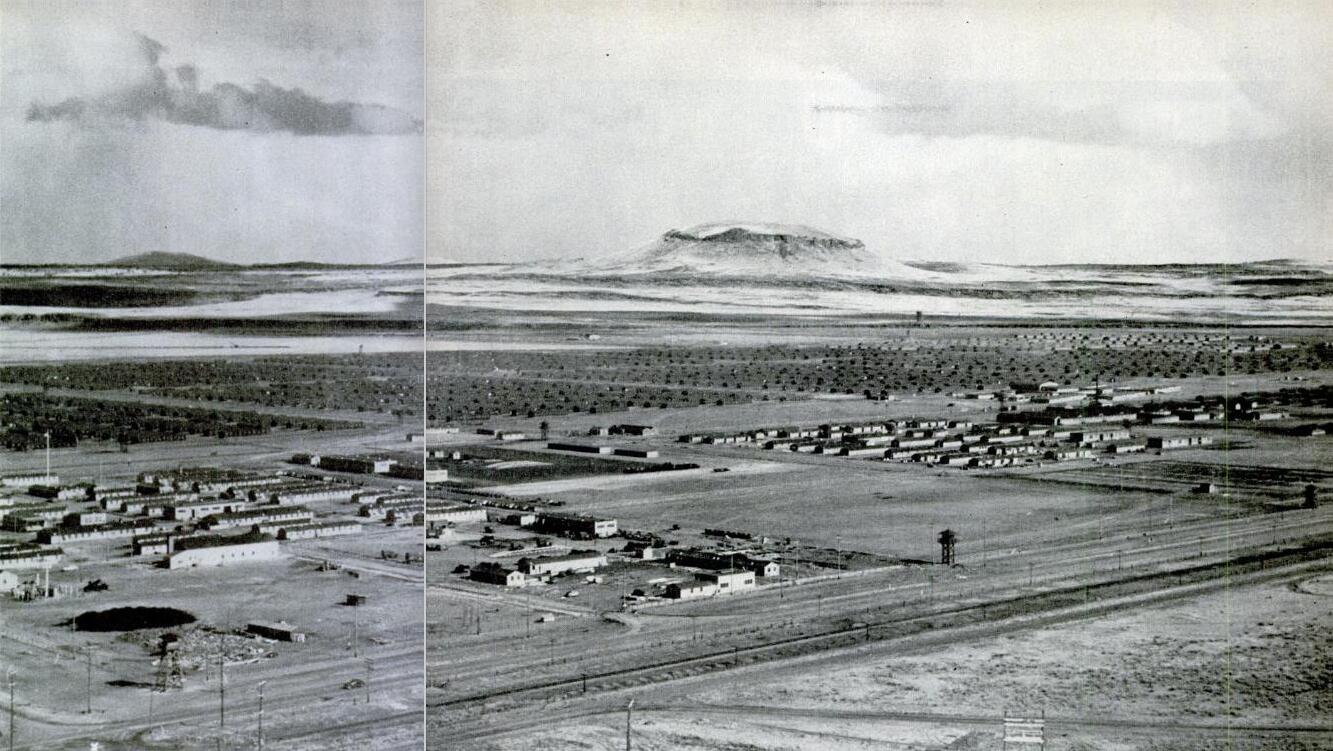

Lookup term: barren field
[481,566,1333,750]
[2,529,424,751]
[485,456,1200,562]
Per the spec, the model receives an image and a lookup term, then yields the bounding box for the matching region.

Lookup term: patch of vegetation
[75,606,197,632]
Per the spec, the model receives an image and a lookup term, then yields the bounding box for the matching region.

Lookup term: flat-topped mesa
[601,220,888,277]
[663,222,865,251]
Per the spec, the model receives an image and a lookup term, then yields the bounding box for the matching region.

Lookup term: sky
[1,0,423,265]
[429,1,1330,265]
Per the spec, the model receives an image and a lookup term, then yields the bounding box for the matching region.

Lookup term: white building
[167,539,282,569]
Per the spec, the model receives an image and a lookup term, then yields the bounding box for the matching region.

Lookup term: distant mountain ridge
[81,252,416,270]
[596,221,896,278]
[566,221,1333,287]
[109,252,238,270]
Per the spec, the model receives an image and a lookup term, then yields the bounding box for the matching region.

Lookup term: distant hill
[108,252,238,270]
[588,221,916,279]
[558,221,1333,294]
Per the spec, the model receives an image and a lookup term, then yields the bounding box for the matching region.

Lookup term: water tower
[938,529,957,566]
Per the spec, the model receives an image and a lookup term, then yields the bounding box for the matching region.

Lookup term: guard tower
[938,529,957,566]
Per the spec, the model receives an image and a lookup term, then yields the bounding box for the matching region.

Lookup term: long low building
[1071,429,1132,444]
[1,504,67,532]
[200,506,312,530]
[359,497,423,520]
[0,474,58,488]
[0,545,64,570]
[668,548,780,577]
[247,621,306,642]
[311,455,397,475]
[1045,448,1096,461]
[274,521,362,540]
[261,484,360,505]
[37,520,156,544]
[387,463,449,482]
[131,532,177,556]
[165,498,249,521]
[116,493,198,515]
[167,534,282,569]
[665,570,757,599]
[425,504,487,525]
[533,512,618,539]
[407,427,460,442]
[613,447,660,459]
[547,442,613,455]
[469,562,526,587]
[1147,435,1215,450]
[517,550,607,576]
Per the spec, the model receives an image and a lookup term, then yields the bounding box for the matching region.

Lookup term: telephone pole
[625,699,634,751]
[981,521,987,567]
[8,669,15,751]
[218,653,226,728]
[256,680,266,751]
[84,645,92,714]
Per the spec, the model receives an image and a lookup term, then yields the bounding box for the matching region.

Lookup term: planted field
[0,392,359,451]
[440,445,691,485]
[425,331,1332,424]
[0,353,424,416]
[1040,460,1333,498]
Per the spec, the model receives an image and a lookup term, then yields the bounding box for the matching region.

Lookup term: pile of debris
[120,625,273,672]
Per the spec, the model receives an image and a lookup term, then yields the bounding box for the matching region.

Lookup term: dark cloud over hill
[25,33,420,136]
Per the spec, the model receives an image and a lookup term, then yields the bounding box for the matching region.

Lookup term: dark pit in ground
[74,607,197,632]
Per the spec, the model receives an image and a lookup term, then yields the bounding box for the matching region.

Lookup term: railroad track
[434,537,1333,713]
[430,507,1333,686]
[22,645,423,749]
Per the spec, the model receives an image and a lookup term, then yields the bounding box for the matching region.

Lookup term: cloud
[429,1,1329,265]
[25,32,420,136]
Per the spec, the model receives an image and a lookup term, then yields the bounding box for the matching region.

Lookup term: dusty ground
[484,455,1189,562]
[482,567,1333,750]
[0,460,424,751]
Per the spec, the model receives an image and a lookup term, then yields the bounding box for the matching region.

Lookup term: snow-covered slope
[428,221,1332,322]
[593,222,916,279]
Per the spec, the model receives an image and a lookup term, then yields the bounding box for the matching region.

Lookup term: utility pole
[84,645,92,714]
[44,431,51,479]
[625,699,634,751]
[219,653,226,728]
[364,659,372,706]
[353,604,359,658]
[256,680,266,751]
[8,669,15,751]
[981,520,987,568]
